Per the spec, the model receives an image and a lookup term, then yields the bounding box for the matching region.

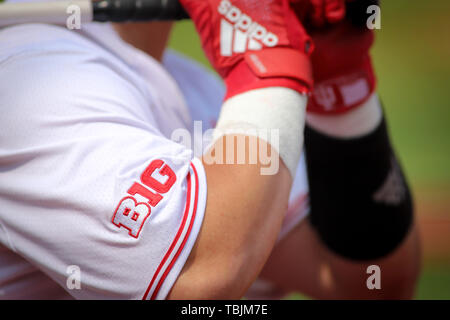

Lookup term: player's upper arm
[0,26,207,300]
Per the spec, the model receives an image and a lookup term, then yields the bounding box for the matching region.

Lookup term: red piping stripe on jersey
[142,171,192,300]
[150,163,199,300]
[142,162,200,300]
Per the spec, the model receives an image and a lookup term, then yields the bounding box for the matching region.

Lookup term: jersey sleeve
[0,25,207,300]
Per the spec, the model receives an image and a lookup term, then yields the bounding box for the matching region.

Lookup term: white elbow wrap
[213,87,307,178]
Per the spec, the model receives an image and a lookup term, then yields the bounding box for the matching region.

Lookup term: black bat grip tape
[93,0,189,22]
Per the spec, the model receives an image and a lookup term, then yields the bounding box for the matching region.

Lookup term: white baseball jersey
[0,21,309,300]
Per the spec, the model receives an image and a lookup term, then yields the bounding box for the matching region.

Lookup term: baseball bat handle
[93,0,188,22]
[0,0,189,27]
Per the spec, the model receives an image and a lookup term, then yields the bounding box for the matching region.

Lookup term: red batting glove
[179,0,315,99]
[306,21,376,114]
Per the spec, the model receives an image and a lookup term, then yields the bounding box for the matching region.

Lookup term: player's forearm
[168,136,292,299]
[304,93,415,261]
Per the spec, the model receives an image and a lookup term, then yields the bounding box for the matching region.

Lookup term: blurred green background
[169,0,450,299]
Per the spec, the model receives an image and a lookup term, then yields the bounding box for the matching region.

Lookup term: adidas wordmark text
[218,0,279,56]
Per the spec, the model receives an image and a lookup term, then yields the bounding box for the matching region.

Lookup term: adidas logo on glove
[218,0,279,56]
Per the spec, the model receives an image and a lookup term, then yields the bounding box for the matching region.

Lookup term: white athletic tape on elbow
[213,87,307,177]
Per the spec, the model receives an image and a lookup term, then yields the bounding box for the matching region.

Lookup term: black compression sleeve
[304,115,414,261]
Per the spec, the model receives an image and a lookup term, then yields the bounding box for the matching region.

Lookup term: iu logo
[112,160,176,238]
[313,84,337,112]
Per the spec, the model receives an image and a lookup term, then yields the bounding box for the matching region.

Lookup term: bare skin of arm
[168,136,293,299]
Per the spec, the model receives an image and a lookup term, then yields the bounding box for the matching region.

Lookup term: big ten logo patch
[112,160,177,238]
